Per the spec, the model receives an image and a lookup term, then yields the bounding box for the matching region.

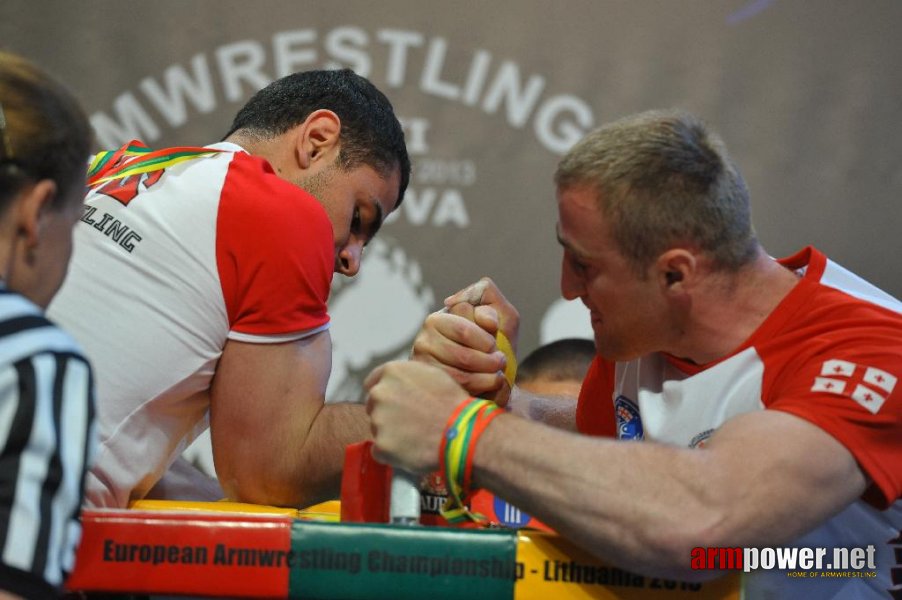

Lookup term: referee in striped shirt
[0,51,97,599]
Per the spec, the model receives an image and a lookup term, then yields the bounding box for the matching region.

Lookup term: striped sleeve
[0,292,96,597]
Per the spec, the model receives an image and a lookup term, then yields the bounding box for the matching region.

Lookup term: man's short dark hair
[555,109,758,274]
[517,338,596,385]
[225,68,410,207]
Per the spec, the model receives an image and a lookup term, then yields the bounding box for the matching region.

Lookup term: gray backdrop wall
[2,0,901,401]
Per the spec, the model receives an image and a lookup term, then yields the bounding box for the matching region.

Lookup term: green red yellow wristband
[438,396,504,524]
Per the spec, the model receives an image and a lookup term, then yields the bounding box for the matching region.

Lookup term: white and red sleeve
[215,153,334,343]
[761,300,902,508]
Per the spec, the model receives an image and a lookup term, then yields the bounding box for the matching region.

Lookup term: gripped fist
[409,277,520,402]
[444,277,520,350]
[410,309,506,397]
[364,361,470,474]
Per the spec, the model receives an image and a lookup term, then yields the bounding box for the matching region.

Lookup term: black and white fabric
[0,287,96,599]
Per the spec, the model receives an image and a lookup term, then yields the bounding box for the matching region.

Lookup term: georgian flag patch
[811,359,896,414]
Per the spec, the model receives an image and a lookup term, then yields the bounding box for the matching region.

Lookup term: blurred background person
[516,337,595,399]
[0,51,96,600]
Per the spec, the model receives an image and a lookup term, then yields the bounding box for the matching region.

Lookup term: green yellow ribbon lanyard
[87,139,224,186]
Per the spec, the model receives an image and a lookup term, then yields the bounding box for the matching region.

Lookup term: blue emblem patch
[492,496,532,528]
[614,395,644,441]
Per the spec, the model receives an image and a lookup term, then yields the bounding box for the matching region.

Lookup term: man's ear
[655,248,696,294]
[15,179,57,248]
[296,109,341,170]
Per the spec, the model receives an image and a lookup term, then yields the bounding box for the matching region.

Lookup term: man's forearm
[470,410,866,579]
[219,401,370,509]
[471,414,712,578]
[294,401,371,508]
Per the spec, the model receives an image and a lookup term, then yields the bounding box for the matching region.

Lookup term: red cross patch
[811,359,895,415]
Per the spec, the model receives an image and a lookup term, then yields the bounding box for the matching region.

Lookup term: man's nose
[336,242,363,277]
[560,256,584,301]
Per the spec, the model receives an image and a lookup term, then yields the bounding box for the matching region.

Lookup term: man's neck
[223,132,260,155]
[671,252,801,365]
[223,132,291,178]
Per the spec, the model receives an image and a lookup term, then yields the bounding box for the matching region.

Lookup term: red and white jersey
[577,247,902,598]
[47,142,334,508]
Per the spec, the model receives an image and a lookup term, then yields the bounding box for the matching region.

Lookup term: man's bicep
[209,333,331,504]
[702,408,867,545]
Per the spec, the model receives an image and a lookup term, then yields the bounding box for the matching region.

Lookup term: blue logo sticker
[614,395,644,441]
[492,497,532,528]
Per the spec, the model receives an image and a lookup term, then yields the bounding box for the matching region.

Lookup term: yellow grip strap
[496,330,517,387]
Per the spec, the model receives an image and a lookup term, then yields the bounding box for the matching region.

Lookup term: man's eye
[351,208,361,232]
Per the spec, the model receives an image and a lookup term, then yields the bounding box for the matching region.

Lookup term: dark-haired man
[365,110,901,598]
[517,337,595,399]
[48,69,410,510]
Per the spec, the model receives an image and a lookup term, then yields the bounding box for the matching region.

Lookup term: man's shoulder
[798,274,902,341]
[761,283,902,369]
[783,246,901,314]
[220,151,327,217]
[215,155,332,249]
[816,261,902,316]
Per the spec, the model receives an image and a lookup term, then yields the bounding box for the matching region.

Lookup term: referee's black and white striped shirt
[0,287,97,599]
